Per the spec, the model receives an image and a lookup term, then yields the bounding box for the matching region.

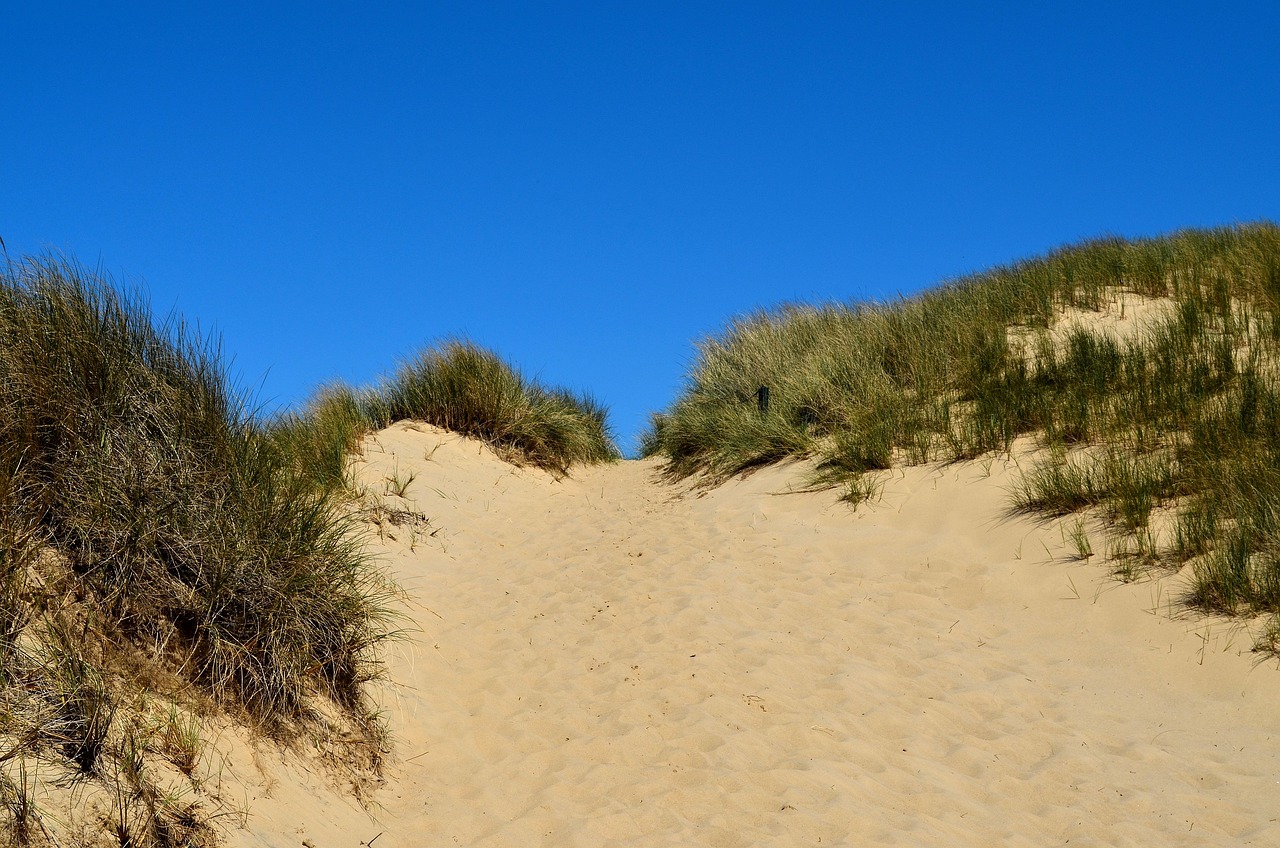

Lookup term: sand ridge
[225,422,1280,846]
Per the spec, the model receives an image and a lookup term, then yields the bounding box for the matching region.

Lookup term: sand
[220,423,1280,847]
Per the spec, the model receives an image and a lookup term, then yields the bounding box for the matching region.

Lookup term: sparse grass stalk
[0,752,46,848]
[153,706,202,778]
[1067,519,1093,560]
[842,473,884,507]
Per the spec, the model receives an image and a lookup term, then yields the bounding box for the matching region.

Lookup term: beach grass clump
[0,254,394,735]
[272,341,619,491]
[645,222,1280,639]
[379,341,618,471]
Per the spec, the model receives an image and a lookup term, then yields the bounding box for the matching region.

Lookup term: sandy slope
[224,423,1280,847]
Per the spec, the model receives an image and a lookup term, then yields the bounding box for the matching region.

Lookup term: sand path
[229,423,1280,847]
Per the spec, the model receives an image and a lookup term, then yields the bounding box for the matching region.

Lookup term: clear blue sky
[5,3,1278,453]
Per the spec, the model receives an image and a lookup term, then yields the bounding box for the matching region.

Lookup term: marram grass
[645,222,1280,645]
[381,341,618,470]
[271,340,619,494]
[0,254,406,839]
[0,254,395,732]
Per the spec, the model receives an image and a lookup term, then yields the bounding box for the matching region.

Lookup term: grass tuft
[273,341,619,491]
[379,340,619,472]
[0,254,396,749]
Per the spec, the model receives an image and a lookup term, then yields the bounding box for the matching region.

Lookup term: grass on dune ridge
[0,254,615,843]
[644,222,1280,644]
[272,339,619,494]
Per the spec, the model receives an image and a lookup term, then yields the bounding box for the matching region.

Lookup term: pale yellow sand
[222,423,1280,847]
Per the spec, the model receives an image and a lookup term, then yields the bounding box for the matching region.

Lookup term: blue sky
[5,3,1279,453]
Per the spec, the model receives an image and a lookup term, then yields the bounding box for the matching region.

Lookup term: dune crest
[225,422,1280,847]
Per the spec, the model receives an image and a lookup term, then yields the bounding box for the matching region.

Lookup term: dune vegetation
[271,338,619,495]
[644,222,1280,641]
[0,254,616,845]
[12,220,1280,839]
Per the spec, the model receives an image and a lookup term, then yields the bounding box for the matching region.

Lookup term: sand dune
[224,423,1280,847]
